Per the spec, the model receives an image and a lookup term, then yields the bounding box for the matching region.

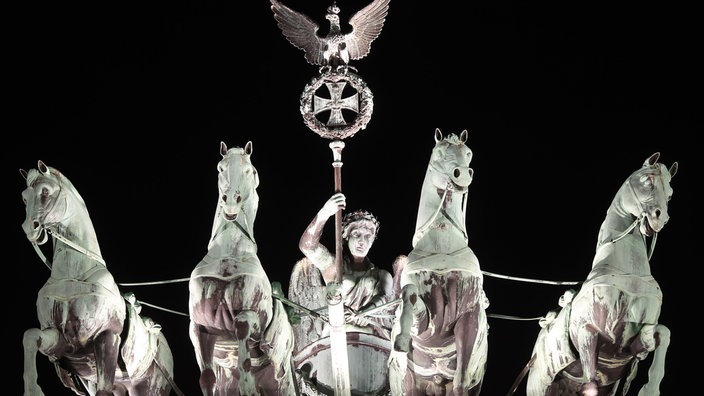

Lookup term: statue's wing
[345,0,390,60]
[289,257,327,350]
[271,0,326,65]
[289,257,326,309]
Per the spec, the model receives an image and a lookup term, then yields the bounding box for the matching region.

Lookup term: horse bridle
[611,167,663,260]
[32,225,106,270]
[27,174,106,269]
[414,180,469,245]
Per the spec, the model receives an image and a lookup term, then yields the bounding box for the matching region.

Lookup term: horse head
[428,128,474,193]
[413,129,475,249]
[20,160,82,245]
[623,152,677,236]
[217,141,259,223]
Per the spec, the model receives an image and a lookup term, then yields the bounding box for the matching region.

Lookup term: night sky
[10,1,699,395]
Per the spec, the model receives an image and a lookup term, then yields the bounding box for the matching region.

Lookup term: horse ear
[19,168,28,180]
[669,162,678,178]
[434,128,442,143]
[644,152,660,167]
[245,141,253,155]
[220,141,228,157]
[38,160,49,175]
[460,130,468,143]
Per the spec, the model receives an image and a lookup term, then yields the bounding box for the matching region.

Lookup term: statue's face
[346,224,376,258]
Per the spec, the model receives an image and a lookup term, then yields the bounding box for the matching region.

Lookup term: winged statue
[270,0,390,67]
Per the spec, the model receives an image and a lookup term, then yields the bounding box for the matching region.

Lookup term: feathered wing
[288,257,327,351]
[270,0,326,65]
[346,0,390,60]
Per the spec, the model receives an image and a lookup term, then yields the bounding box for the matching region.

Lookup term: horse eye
[639,175,652,187]
[40,187,50,204]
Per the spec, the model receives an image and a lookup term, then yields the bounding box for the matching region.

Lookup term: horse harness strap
[153,356,186,396]
[440,207,467,240]
[211,218,256,246]
[32,241,52,270]
[414,188,468,243]
[624,170,659,260]
[607,214,658,261]
[31,226,106,269]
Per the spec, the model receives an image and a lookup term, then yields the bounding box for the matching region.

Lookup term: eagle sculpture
[271,0,390,67]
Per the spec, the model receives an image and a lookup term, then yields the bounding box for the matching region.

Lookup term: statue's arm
[299,193,346,282]
[368,269,394,308]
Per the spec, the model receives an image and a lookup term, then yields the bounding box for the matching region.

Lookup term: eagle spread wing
[271,0,326,66]
[345,0,390,61]
[271,0,390,66]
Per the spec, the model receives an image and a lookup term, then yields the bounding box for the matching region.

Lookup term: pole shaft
[327,139,350,396]
[330,140,345,283]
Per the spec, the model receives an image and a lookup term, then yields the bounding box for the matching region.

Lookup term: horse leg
[23,327,61,396]
[235,310,260,396]
[571,322,600,396]
[636,324,670,396]
[189,320,217,396]
[391,283,431,396]
[112,382,128,396]
[453,309,481,396]
[393,283,420,353]
[94,330,121,396]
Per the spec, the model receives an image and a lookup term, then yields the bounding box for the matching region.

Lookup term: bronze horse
[188,141,298,395]
[389,129,489,395]
[21,161,174,396]
[524,153,676,396]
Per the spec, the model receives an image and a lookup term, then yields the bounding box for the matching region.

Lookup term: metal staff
[327,139,351,396]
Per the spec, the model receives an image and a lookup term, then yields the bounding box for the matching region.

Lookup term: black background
[10,1,699,395]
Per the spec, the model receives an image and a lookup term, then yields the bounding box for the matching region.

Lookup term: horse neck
[591,187,651,276]
[412,177,469,254]
[50,191,105,278]
[207,206,258,259]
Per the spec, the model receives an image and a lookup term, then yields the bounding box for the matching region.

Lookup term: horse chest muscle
[414,222,467,253]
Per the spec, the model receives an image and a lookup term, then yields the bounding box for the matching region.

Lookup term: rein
[210,216,256,246]
[28,225,188,395]
[31,226,106,269]
[623,175,660,260]
[413,187,449,245]
[116,215,259,318]
[30,225,192,317]
[607,216,658,261]
[416,184,582,287]
[154,356,186,396]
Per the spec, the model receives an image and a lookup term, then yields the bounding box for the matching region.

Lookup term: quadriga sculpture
[21,160,174,396]
[188,141,297,396]
[525,152,676,396]
[389,128,490,395]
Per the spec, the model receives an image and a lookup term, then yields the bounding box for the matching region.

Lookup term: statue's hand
[321,192,346,218]
[345,309,370,327]
[325,282,343,304]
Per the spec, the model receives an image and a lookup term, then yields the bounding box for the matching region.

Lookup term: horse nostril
[454,168,461,178]
[32,220,40,229]
[655,209,661,218]
[222,195,227,203]
[236,196,242,203]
